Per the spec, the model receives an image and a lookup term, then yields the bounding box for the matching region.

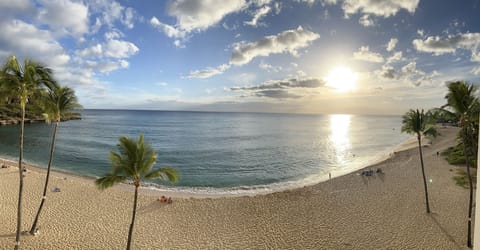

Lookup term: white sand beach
[0,126,473,249]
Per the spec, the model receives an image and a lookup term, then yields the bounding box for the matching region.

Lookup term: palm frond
[145,167,179,183]
[95,174,127,190]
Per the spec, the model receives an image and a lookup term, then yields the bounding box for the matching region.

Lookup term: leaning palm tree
[401,109,437,213]
[443,81,479,248]
[29,83,82,235]
[1,55,53,249]
[96,135,178,250]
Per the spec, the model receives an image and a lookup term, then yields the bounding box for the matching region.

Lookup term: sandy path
[0,126,473,249]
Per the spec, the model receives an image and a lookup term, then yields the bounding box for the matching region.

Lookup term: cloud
[376,65,396,79]
[76,39,139,59]
[231,78,325,90]
[244,5,271,27]
[353,46,384,63]
[295,0,337,6]
[359,15,374,27]
[84,59,129,73]
[400,61,436,86]
[230,77,325,99]
[0,19,70,68]
[471,67,480,76]
[37,0,89,37]
[471,50,480,62]
[386,51,403,63]
[186,64,231,79]
[165,0,246,33]
[412,32,480,57]
[89,0,138,30]
[150,16,186,38]
[254,90,301,99]
[259,62,282,72]
[386,38,398,51]
[230,26,320,65]
[342,0,420,18]
[0,0,35,20]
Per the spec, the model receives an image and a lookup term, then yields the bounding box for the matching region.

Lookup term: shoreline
[1,132,419,199]
[0,126,471,249]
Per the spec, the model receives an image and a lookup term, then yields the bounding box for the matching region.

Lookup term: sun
[326,66,358,92]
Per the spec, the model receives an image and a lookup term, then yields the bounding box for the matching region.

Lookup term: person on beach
[167,197,172,204]
[159,196,166,202]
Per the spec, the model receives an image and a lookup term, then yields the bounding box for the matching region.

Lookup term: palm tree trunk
[126,184,139,250]
[417,133,431,213]
[30,121,58,235]
[463,127,474,248]
[14,105,25,250]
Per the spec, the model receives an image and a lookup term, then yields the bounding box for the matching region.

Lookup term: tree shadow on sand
[429,213,462,249]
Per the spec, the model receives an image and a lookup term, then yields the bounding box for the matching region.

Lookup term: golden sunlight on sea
[329,114,352,164]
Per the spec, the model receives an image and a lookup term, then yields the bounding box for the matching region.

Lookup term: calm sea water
[0,110,410,195]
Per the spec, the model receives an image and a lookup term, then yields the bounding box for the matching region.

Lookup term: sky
[0,0,479,115]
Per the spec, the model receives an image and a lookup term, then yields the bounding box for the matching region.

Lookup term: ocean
[0,110,410,196]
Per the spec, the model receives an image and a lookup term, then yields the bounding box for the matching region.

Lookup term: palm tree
[95,135,178,250]
[29,83,82,235]
[1,55,53,249]
[401,109,437,213]
[443,81,479,248]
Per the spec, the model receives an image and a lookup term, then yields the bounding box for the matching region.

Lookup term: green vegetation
[29,83,82,235]
[401,109,437,214]
[1,55,82,248]
[95,135,179,250]
[441,81,479,248]
[442,145,476,166]
[453,169,477,189]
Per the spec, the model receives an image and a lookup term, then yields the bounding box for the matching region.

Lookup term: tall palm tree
[401,109,437,213]
[95,135,178,250]
[1,55,53,250]
[29,83,82,235]
[443,81,479,248]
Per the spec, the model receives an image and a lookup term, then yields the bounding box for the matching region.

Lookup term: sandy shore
[0,126,474,249]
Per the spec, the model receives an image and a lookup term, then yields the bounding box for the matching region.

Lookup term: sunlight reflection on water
[329,114,352,165]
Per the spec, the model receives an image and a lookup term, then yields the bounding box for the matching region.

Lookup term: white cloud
[259,62,282,72]
[166,0,246,33]
[387,51,403,63]
[0,0,35,19]
[359,14,374,27]
[77,39,139,59]
[0,19,70,68]
[342,0,419,17]
[353,46,384,63]
[186,64,231,79]
[77,44,103,58]
[244,5,271,27]
[400,61,437,86]
[230,26,320,65]
[386,38,398,51]
[150,16,186,38]
[295,0,337,6]
[376,65,396,79]
[471,67,480,76]
[89,0,138,30]
[230,77,326,99]
[37,0,89,37]
[85,59,129,73]
[104,39,139,58]
[413,32,480,56]
[471,50,480,62]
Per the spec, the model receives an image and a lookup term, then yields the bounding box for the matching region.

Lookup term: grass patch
[453,169,477,189]
[442,144,476,166]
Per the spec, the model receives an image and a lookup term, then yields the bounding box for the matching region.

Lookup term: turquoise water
[0,110,410,195]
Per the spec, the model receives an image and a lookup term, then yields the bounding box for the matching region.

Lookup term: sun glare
[326,67,358,92]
